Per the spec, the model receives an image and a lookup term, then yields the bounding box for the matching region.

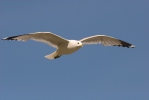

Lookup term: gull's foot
[54,54,61,59]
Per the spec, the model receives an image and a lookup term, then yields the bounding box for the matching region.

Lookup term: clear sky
[0,0,149,100]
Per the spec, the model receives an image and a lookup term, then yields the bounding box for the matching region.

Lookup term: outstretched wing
[80,35,135,48]
[2,32,68,48]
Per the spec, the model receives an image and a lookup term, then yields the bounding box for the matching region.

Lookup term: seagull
[2,32,135,60]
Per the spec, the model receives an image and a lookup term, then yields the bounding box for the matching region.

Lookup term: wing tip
[1,37,7,40]
[130,45,135,48]
[122,44,136,48]
[123,44,136,48]
[113,44,135,48]
[119,40,135,48]
[2,36,17,40]
[1,34,25,41]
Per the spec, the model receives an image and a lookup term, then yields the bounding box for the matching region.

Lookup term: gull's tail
[44,51,61,60]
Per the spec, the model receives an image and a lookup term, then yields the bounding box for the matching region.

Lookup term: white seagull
[2,32,135,60]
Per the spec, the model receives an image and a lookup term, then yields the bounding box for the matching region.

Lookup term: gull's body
[57,40,82,54]
[2,32,135,60]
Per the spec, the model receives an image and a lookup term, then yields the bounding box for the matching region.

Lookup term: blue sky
[0,0,149,100]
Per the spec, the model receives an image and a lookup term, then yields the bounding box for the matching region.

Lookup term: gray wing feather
[80,35,135,48]
[2,32,68,48]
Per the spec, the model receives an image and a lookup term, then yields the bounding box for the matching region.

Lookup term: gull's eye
[78,42,79,44]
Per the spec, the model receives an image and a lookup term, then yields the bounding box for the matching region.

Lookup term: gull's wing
[80,35,135,48]
[2,32,68,48]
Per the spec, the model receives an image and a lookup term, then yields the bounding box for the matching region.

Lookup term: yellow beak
[80,44,83,47]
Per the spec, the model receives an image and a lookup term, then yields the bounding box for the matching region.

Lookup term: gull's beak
[80,44,83,47]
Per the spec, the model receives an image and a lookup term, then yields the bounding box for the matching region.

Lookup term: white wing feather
[80,35,135,48]
[2,32,68,48]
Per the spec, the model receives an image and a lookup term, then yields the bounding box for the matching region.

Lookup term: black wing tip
[116,44,135,48]
[120,44,135,48]
[1,34,26,41]
[118,40,135,48]
[2,36,17,40]
[113,42,135,48]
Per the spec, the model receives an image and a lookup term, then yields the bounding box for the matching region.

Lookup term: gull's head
[77,41,83,47]
[68,40,83,48]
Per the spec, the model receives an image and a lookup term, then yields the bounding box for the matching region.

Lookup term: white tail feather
[44,51,58,60]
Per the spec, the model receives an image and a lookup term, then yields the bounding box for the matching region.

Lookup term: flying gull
[2,32,135,60]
